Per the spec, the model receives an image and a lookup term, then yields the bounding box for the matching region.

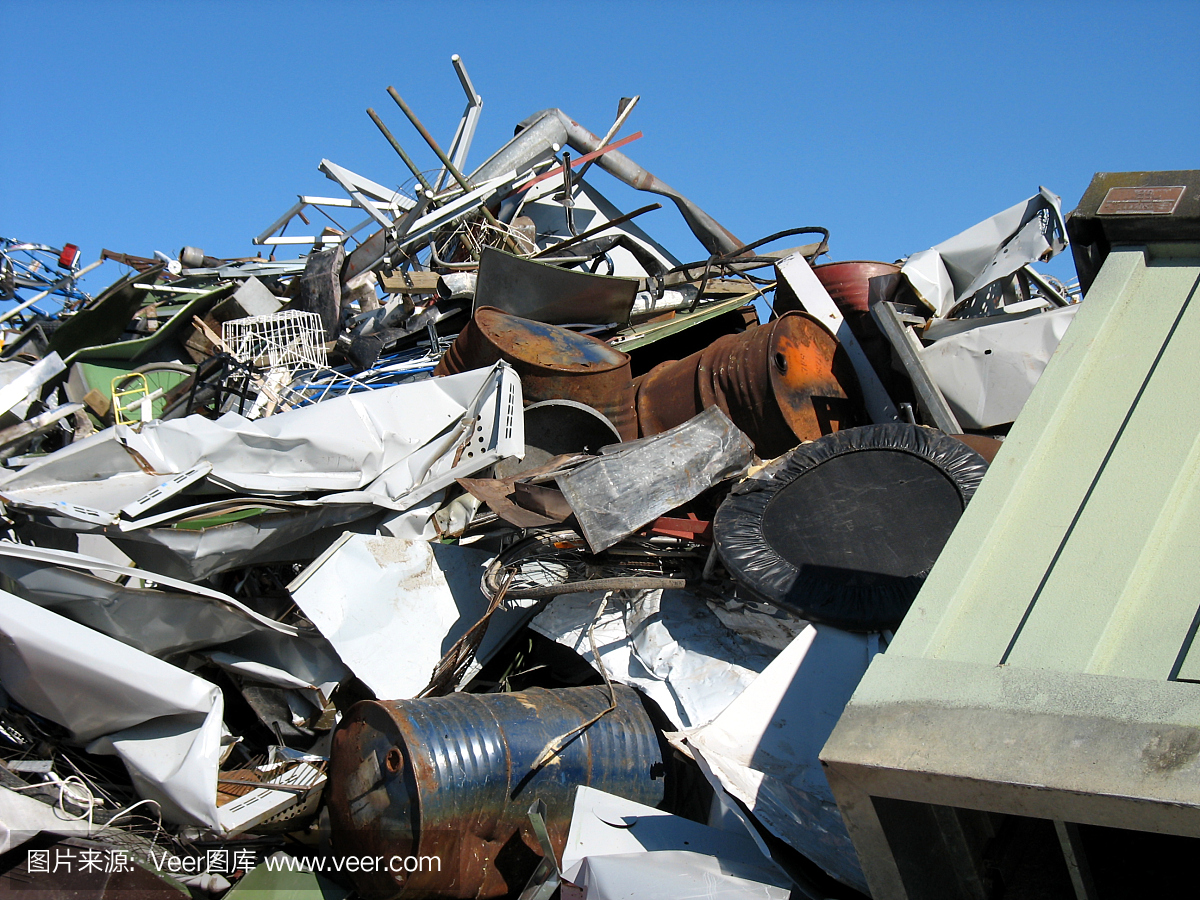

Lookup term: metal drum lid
[472,306,631,373]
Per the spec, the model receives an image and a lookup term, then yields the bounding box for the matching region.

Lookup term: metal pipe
[366,108,434,196]
[387,89,492,217]
[387,87,523,255]
[576,95,639,181]
[469,109,744,257]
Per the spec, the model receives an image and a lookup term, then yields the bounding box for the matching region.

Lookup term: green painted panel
[1005,260,1200,674]
[888,246,1200,682]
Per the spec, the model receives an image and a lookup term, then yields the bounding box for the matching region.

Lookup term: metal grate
[222,310,326,373]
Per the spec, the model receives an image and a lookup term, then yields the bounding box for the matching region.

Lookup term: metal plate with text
[1097,185,1186,216]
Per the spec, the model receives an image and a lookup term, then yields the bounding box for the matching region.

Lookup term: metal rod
[1022,264,1071,307]
[386,87,501,223]
[576,95,639,181]
[531,203,662,259]
[366,108,434,196]
[387,86,525,255]
[387,87,472,191]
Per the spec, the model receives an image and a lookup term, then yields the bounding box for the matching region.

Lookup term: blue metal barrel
[327,685,664,898]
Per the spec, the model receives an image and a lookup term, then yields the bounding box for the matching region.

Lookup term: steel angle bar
[318,160,415,210]
[320,159,406,232]
[777,252,900,424]
[434,54,484,192]
[872,300,961,433]
[254,195,398,247]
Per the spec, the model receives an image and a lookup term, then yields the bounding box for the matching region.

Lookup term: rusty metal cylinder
[327,685,664,899]
[810,260,901,315]
[434,307,638,441]
[634,311,862,459]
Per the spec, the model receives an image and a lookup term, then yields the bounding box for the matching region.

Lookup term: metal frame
[433,54,483,193]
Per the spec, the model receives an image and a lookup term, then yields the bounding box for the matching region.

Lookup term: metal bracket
[516,798,562,900]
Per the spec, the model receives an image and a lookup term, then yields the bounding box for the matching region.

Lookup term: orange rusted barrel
[634,311,862,459]
[434,307,638,441]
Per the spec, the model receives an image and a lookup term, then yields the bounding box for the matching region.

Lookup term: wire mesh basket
[222,310,326,373]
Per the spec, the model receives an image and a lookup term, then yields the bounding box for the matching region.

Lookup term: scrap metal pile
[0,59,1083,899]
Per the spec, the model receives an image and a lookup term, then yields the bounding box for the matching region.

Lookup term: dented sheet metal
[901,187,1068,317]
[108,500,382,581]
[561,787,792,898]
[920,303,1079,429]
[531,588,804,729]
[0,541,303,656]
[0,362,522,524]
[0,353,65,421]
[287,533,537,699]
[684,625,883,894]
[0,589,224,830]
[555,406,753,553]
[473,246,638,325]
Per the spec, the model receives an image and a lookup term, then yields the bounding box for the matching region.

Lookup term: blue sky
[3,0,1198,301]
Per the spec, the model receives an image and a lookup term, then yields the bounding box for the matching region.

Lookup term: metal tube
[469,109,744,257]
[387,87,521,254]
[576,95,639,181]
[388,89,490,213]
[366,108,434,196]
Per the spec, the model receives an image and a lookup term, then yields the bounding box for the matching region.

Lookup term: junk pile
[0,58,1084,899]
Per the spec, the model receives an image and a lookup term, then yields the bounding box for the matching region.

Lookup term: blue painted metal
[328,684,664,899]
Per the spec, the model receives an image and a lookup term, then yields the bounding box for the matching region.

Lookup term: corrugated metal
[327,685,663,899]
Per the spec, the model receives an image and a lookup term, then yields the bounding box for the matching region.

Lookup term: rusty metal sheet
[634,311,862,459]
[435,307,638,441]
[473,247,638,326]
[327,685,664,899]
[458,452,587,529]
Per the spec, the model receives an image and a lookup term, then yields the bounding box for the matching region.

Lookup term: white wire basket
[222,310,326,373]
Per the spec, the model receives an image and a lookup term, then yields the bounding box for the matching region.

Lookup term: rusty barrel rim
[812,260,901,314]
[435,306,639,441]
[451,306,630,374]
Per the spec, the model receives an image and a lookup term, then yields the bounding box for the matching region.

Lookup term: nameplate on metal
[1097,185,1185,216]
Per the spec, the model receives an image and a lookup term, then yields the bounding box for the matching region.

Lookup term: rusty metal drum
[433,307,639,441]
[634,311,862,459]
[810,260,900,315]
[327,685,664,899]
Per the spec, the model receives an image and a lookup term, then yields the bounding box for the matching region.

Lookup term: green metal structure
[821,172,1200,899]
